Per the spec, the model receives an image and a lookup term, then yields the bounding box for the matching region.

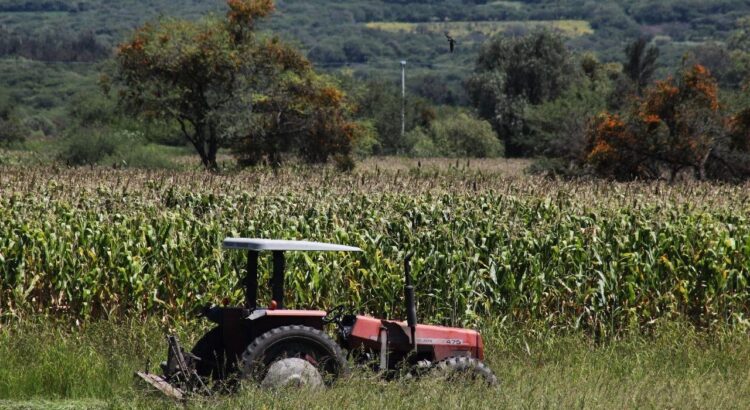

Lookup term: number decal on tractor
[416,338,465,345]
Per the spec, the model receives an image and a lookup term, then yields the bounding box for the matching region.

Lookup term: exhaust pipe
[404,255,417,350]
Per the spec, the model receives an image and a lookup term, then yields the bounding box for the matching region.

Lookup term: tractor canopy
[222,238,362,309]
[223,238,362,252]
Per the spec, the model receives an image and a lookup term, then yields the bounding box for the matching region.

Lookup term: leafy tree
[348,78,435,155]
[233,60,359,166]
[412,74,463,106]
[113,3,269,170]
[684,43,737,88]
[526,74,610,162]
[712,105,750,179]
[586,65,723,181]
[524,55,616,176]
[467,30,574,156]
[623,38,659,96]
[113,0,355,169]
[728,16,750,53]
[729,108,750,152]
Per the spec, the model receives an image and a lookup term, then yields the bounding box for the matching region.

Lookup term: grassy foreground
[1,319,749,409]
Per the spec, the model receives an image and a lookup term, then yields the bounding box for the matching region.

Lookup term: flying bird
[445,32,456,53]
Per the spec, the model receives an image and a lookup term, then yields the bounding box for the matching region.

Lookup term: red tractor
[137,238,496,399]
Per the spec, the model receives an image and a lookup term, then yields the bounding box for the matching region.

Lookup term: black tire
[240,325,348,386]
[431,356,498,386]
[191,326,229,380]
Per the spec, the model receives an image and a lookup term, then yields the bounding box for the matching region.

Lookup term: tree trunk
[696,148,712,181]
[190,122,219,171]
[178,119,212,170]
[206,122,219,172]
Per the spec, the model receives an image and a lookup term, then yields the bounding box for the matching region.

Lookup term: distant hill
[1,0,748,119]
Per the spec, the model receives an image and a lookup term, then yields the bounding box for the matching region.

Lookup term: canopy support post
[272,251,285,309]
[245,250,259,309]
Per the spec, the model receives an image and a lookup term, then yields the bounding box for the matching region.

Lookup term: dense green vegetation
[2,164,749,336]
[2,0,749,174]
[3,0,750,125]
[1,161,750,408]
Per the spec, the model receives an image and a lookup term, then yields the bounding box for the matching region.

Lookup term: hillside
[1,0,749,126]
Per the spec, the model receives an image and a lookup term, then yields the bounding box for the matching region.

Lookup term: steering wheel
[322,304,347,325]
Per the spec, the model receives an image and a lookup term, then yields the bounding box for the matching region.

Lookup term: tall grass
[1,164,749,337]
[1,319,749,408]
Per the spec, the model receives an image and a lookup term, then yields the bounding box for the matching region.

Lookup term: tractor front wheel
[240,325,348,388]
[431,356,498,386]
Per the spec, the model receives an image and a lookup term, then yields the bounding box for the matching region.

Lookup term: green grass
[364,20,594,39]
[489,1,525,10]
[1,138,193,169]
[1,319,749,409]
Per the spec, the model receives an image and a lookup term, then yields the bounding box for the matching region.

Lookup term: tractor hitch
[135,335,211,401]
[135,371,186,401]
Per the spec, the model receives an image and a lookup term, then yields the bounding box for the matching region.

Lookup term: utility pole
[401,60,406,138]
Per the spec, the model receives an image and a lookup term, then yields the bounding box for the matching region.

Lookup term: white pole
[401,60,406,138]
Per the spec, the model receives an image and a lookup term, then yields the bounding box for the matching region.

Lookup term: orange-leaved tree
[718,102,750,178]
[586,65,724,180]
[113,0,356,170]
[231,39,360,167]
[729,105,750,152]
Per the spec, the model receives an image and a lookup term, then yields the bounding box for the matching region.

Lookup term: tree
[729,108,750,152]
[232,58,359,166]
[728,17,750,53]
[114,3,270,170]
[526,80,609,163]
[113,0,355,170]
[0,95,26,147]
[467,30,574,156]
[713,105,750,179]
[685,43,742,88]
[622,37,659,96]
[525,54,614,163]
[586,65,723,181]
[348,79,435,155]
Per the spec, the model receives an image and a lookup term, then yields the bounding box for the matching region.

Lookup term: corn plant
[0,165,749,337]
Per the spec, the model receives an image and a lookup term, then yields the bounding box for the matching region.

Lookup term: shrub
[407,127,439,157]
[351,120,379,157]
[0,119,26,148]
[430,113,503,158]
[58,129,117,166]
[23,115,56,137]
[113,144,178,169]
[409,111,503,158]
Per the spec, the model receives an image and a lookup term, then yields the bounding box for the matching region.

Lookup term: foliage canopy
[467,30,575,156]
[585,64,750,181]
[113,0,356,169]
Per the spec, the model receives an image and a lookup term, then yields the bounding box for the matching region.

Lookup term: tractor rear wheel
[431,356,498,386]
[240,325,348,388]
[191,326,229,380]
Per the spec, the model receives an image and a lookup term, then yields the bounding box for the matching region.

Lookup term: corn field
[1,163,749,336]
